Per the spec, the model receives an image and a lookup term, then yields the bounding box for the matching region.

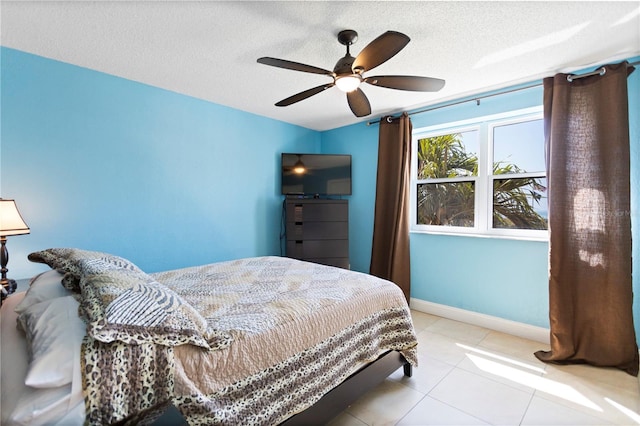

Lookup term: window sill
[410,228,549,243]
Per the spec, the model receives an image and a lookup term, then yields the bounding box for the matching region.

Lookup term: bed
[0,248,418,425]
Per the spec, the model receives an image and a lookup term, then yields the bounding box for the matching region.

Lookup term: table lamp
[0,199,30,298]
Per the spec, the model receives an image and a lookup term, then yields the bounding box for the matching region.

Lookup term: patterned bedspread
[28,250,418,425]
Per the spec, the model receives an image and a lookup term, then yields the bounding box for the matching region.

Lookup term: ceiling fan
[257,29,445,117]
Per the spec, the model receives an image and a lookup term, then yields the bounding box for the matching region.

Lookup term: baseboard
[410,298,550,344]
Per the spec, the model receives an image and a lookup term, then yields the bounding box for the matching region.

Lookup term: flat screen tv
[281,153,352,196]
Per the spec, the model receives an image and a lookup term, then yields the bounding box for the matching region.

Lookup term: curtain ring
[386,116,393,123]
[566,67,606,82]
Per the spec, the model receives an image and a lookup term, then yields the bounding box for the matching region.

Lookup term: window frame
[410,106,548,241]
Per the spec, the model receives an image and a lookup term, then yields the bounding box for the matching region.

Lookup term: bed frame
[281,350,412,425]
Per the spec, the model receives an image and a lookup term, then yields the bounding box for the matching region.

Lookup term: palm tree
[417,133,547,229]
[417,134,477,179]
[492,162,547,230]
[417,134,476,226]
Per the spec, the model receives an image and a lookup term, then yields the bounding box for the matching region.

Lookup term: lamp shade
[0,199,30,236]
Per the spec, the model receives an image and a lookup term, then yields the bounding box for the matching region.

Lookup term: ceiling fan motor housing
[334,55,356,75]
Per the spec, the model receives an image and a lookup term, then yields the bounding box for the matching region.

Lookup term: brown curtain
[534,62,638,376]
[370,112,412,303]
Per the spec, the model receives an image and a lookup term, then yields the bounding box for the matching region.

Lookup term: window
[411,107,547,240]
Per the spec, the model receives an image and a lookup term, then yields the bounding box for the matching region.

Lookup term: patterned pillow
[80,269,231,350]
[28,248,144,292]
[28,248,231,350]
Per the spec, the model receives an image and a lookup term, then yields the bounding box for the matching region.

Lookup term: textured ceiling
[2,1,639,131]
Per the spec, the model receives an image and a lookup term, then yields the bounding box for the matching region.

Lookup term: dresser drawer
[286,240,349,259]
[286,202,348,222]
[286,221,348,240]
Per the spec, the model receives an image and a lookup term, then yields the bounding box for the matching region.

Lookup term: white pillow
[17,296,86,388]
[14,270,71,314]
[9,384,74,426]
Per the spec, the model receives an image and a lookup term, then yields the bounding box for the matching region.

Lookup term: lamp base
[1,278,17,301]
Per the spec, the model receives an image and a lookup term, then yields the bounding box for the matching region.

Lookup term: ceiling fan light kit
[335,74,361,92]
[257,29,445,117]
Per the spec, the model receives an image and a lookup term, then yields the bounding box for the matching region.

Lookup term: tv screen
[281,153,352,196]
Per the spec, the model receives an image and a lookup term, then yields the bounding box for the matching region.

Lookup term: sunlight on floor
[457,343,602,411]
[456,343,546,374]
[605,397,640,424]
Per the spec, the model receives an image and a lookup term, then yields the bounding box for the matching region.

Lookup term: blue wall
[319,122,378,273]
[1,47,320,277]
[2,47,638,340]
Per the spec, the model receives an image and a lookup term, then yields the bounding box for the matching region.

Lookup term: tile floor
[329,310,640,426]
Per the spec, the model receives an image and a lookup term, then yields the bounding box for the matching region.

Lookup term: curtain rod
[366,60,640,126]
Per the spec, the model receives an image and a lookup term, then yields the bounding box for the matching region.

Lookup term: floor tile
[478,329,550,363]
[415,329,473,366]
[331,312,640,426]
[409,310,440,333]
[397,395,489,425]
[534,364,640,424]
[344,379,425,426]
[428,367,532,425]
[387,352,456,394]
[544,362,640,391]
[424,317,491,345]
[521,395,616,425]
[455,347,544,394]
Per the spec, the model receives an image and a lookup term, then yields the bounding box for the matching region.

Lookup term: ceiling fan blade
[364,75,446,92]
[257,57,334,76]
[346,88,371,117]
[275,83,335,107]
[352,31,410,73]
